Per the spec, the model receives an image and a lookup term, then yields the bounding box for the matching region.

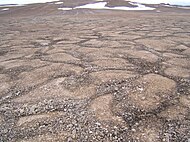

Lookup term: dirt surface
[0,0,190,141]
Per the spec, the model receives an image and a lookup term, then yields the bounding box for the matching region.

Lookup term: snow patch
[55,2,63,5]
[74,2,155,10]
[58,7,72,10]
[1,8,9,11]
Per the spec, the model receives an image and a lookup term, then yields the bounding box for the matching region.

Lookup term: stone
[19,132,69,142]
[17,111,65,126]
[131,118,163,142]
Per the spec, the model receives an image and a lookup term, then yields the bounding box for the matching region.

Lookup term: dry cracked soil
[0,0,190,142]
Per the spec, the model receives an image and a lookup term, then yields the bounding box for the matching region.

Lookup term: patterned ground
[0,2,190,142]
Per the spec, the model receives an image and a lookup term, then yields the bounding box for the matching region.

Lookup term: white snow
[74,2,155,10]
[1,8,9,11]
[55,2,63,5]
[58,7,72,10]
[75,2,107,9]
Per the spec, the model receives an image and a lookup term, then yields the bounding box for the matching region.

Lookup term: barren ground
[0,1,190,142]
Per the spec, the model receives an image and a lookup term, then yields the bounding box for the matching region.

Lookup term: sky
[0,0,59,5]
[129,0,190,6]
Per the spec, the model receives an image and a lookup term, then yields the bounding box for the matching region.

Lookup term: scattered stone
[19,132,69,142]
[131,117,163,142]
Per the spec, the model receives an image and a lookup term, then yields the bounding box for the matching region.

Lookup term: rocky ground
[0,1,190,142]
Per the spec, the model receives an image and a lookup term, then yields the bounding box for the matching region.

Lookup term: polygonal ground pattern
[0,2,190,142]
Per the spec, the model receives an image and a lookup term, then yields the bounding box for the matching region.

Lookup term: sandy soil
[0,0,190,141]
